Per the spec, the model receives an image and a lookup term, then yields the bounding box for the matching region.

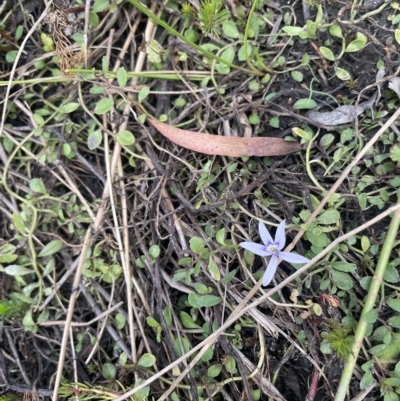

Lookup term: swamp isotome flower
[240,220,310,287]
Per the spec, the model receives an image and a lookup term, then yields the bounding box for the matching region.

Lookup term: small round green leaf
[117,66,127,88]
[163,306,172,326]
[146,316,160,328]
[4,265,34,276]
[269,116,280,128]
[6,50,18,63]
[292,127,313,140]
[201,347,214,362]
[115,313,126,329]
[320,339,332,354]
[22,309,36,332]
[388,316,400,328]
[319,46,335,61]
[216,228,225,245]
[194,283,210,294]
[220,47,235,64]
[88,11,99,27]
[368,344,386,356]
[249,112,260,124]
[318,209,339,225]
[222,21,239,38]
[60,102,80,113]
[364,309,378,323]
[224,356,237,374]
[138,353,156,367]
[180,311,201,329]
[174,337,190,356]
[38,240,63,257]
[283,26,305,36]
[207,364,222,377]
[345,39,366,53]
[37,309,49,324]
[138,87,150,103]
[149,245,160,259]
[248,80,260,91]
[331,271,353,290]
[13,212,26,235]
[102,363,116,379]
[197,295,222,307]
[188,292,202,308]
[387,299,400,312]
[88,130,102,150]
[293,98,317,110]
[94,98,114,114]
[320,134,335,149]
[238,44,252,61]
[335,67,351,81]
[119,352,128,366]
[116,130,135,146]
[396,29,400,45]
[189,237,205,254]
[208,256,220,281]
[383,390,399,401]
[360,372,374,390]
[62,143,75,158]
[329,24,343,38]
[33,113,45,126]
[184,28,199,43]
[331,262,356,272]
[384,264,399,283]
[291,70,304,82]
[30,178,47,194]
[360,276,372,290]
[221,268,237,284]
[15,25,24,41]
[216,64,230,74]
[93,0,110,13]
[90,86,106,94]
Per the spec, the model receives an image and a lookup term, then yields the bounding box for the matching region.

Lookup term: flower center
[266,244,278,253]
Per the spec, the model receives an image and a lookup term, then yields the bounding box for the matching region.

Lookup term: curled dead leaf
[147,118,302,157]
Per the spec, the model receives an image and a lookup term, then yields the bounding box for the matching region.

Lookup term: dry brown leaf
[148,118,302,157]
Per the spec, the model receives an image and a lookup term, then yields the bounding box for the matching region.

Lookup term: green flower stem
[126,0,262,76]
[334,199,400,401]
[243,0,272,74]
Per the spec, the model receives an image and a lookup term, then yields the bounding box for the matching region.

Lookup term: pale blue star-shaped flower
[240,220,310,286]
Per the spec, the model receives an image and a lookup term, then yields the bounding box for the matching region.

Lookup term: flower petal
[240,242,272,256]
[275,220,286,250]
[259,221,273,246]
[279,251,310,265]
[263,254,278,286]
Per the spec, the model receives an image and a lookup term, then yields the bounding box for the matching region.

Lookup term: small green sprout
[198,0,230,37]
[321,323,354,359]
[182,2,196,19]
